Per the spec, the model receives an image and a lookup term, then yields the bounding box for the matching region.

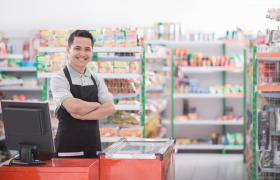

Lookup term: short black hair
[68,30,94,47]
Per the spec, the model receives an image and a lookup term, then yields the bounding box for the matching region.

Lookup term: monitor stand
[10,143,46,166]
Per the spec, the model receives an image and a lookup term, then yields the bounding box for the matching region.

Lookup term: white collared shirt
[50,65,113,108]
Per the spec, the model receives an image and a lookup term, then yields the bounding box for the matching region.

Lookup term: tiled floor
[175,153,248,180]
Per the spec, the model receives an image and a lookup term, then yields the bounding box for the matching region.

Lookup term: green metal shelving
[140,47,146,137]
[252,45,257,180]
[243,49,247,162]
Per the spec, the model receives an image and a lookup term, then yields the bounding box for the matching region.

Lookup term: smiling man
[50,30,115,158]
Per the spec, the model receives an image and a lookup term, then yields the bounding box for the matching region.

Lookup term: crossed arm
[62,98,115,120]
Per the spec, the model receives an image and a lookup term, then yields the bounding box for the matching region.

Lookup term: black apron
[55,66,101,158]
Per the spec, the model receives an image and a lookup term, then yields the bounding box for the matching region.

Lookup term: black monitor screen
[1,100,55,165]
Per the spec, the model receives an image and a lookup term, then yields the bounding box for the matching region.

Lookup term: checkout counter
[0,138,175,180]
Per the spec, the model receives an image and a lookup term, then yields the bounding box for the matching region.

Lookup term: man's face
[67,37,93,71]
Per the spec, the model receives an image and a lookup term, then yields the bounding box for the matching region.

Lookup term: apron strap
[63,66,73,85]
[90,75,97,87]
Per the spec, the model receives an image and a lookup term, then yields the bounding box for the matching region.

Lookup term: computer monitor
[1,100,55,166]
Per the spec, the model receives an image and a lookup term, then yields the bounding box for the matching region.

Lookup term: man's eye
[74,47,81,50]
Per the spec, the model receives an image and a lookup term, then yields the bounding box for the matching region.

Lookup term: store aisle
[175,153,248,180]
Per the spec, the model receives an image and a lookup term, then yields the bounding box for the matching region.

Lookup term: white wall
[0,0,280,37]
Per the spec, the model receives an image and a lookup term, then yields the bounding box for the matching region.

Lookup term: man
[50,30,115,158]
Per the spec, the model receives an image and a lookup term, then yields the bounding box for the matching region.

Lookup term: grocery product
[105,79,137,94]
[119,127,142,138]
[100,127,119,137]
[112,111,139,126]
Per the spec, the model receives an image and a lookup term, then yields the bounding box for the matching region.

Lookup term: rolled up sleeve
[50,73,73,107]
[95,76,114,104]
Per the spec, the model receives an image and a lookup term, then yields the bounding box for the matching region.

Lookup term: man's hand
[71,113,85,120]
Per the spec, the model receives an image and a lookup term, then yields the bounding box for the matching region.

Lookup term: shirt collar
[67,65,91,77]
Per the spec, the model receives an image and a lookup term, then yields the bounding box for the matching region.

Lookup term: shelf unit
[161,40,245,152]
[0,54,24,59]
[37,45,147,141]
[250,47,280,180]
[162,120,243,125]
[0,51,40,158]
[0,56,41,100]
[0,67,36,72]
[145,43,171,138]
[176,144,243,151]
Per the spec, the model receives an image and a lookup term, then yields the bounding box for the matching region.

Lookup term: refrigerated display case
[99,138,175,180]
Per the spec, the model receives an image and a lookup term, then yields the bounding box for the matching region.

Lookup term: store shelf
[0,54,23,59]
[0,86,42,91]
[271,131,280,136]
[115,104,140,111]
[97,56,140,61]
[148,66,170,72]
[0,67,36,72]
[162,120,243,125]
[261,167,280,173]
[96,73,140,79]
[180,67,243,73]
[174,93,224,99]
[223,39,244,45]
[256,52,280,61]
[176,144,243,150]
[94,47,142,53]
[224,93,244,98]
[180,67,224,73]
[0,79,23,86]
[101,137,143,143]
[146,54,167,60]
[223,145,243,151]
[146,40,224,46]
[256,85,280,92]
[38,47,65,53]
[37,72,56,79]
[176,144,224,150]
[147,86,165,92]
[259,92,280,98]
[113,93,139,99]
[38,47,142,53]
[173,93,243,99]
[224,67,243,73]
